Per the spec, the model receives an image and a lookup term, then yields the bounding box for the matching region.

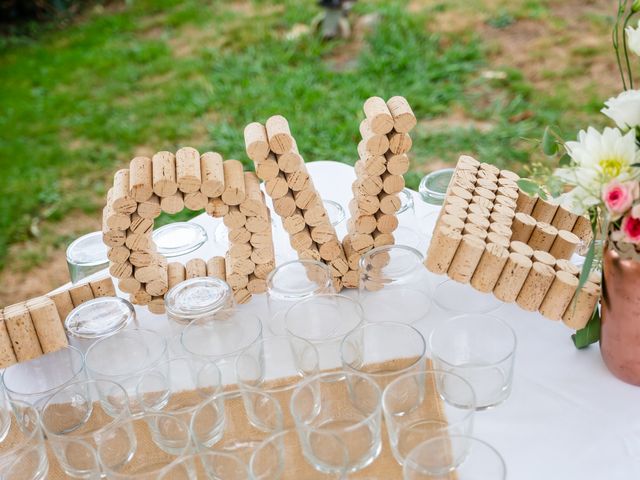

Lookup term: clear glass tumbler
[0,402,48,479]
[152,222,208,258]
[236,335,320,428]
[66,231,109,284]
[403,435,506,479]
[266,260,335,335]
[0,387,11,442]
[358,245,432,325]
[41,379,131,478]
[341,322,426,391]
[285,294,364,370]
[85,329,168,415]
[290,371,382,475]
[429,315,517,410]
[159,451,252,480]
[395,189,429,252]
[382,370,476,466]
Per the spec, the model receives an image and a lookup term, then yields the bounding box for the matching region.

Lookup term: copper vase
[600,245,640,385]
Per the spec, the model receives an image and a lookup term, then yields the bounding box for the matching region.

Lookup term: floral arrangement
[521,1,640,347]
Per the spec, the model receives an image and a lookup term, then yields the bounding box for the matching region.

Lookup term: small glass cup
[358,245,432,325]
[41,379,131,478]
[85,329,168,415]
[190,389,283,464]
[65,296,136,344]
[2,345,86,411]
[266,260,335,335]
[0,402,48,479]
[97,413,193,479]
[250,428,344,479]
[433,280,501,314]
[382,370,476,466]
[395,189,429,252]
[152,222,208,258]
[290,371,382,474]
[341,322,426,391]
[236,336,320,427]
[180,312,263,383]
[165,277,235,327]
[429,315,517,410]
[66,231,109,284]
[419,169,454,206]
[323,199,346,227]
[403,435,506,479]
[159,451,251,480]
[285,294,364,370]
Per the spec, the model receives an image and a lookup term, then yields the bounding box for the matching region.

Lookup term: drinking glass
[159,451,251,480]
[0,402,48,479]
[66,231,109,283]
[267,260,335,335]
[323,199,346,227]
[180,312,263,383]
[250,429,345,479]
[382,370,476,466]
[419,169,454,206]
[403,435,506,479]
[2,345,86,411]
[65,296,136,345]
[429,315,517,410]
[236,336,320,427]
[85,329,168,415]
[152,222,208,258]
[395,189,429,252]
[433,280,501,314]
[136,356,222,427]
[0,386,10,442]
[285,294,364,370]
[41,379,131,478]
[341,322,426,390]
[290,371,382,474]
[190,389,283,464]
[97,413,193,479]
[358,245,432,325]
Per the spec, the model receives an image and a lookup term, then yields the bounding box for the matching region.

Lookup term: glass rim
[433,279,502,314]
[397,188,415,215]
[66,231,108,267]
[382,369,477,422]
[152,222,208,258]
[359,244,424,278]
[419,168,455,201]
[165,451,250,479]
[85,328,168,378]
[340,322,426,378]
[284,294,364,343]
[249,428,299,476]
[1,345,85,398]
[266,259,334,300]
[290,370,382,435]
[65,296,135,339]
[428,314,517,366]
[323,199,346,227]
[41,379,130,439]
[0,401,42,455]
[164,277,232,319]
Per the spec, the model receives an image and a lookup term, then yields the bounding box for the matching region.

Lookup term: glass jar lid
[165,277,233,322]
[153,222,207,258]
[66,231,109,267]
[65,297,135,339]
[419,168,454,205]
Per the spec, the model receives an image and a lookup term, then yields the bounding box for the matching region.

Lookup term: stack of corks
[0,276,116,368]
[244,116,348,291]
[103,149,275,310]
[342,96,416,288]
[425,155,600,330]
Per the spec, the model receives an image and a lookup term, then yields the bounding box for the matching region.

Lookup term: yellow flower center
[599,157,626,178]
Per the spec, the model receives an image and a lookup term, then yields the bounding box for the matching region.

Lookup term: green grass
[0,0,607,270]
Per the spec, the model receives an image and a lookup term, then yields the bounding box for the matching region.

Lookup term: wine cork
[128,212,152,234]
[348,233,375,254]
[47,290,75,323]
[125,232,153,251]
[387,132,412,155]
[186,258,207,279]
[0,312,17,368]
[450,186,473,202]
[292,188,318,211]
[134,256,167,283]
[184,191,208,211]
[265,115,293,154]
[444,196,470,210]
[206,256,226,280]
[447,234,485,283]
[223,206,246,229]
[477,170,498,183]
[474,186,496,202]
[458,155,480,168]
[515,262,556,311]
[290,228,313,252]
[470,243,510,293]
[562,281,600,330]
[492,203,515,218]
[233,288,252,305]
[229,242,252,259]
[240,172,267,218]
[303,203,329,227]
[277,143,302,174]
[131,289,152,306]
[330,255,349,276]
[555,259,580,276]
[350,214,378,235]
[110,261,133,279]
[359,119,390,155]
[244,122,270,162]
[479,162,500,175]
[102,228,126,247]
[443,204,468,220]
[470,195,493,211]
[129,156,153,202]
[463,223,488,240]
[146,274,168,297]
[254,260,275,280]
[468,203,490,218]
[499,169,520,181]
[342,269,360,289]
[496,195,517,211]
[112,169,137,214]
[489,212,513,227]
[167,262,186,290]
[549,230,580,260]
[245,215,271,234]
[137,194,161,219]
[206,197,229,218]
[104,201,131,231]
[539,271,579,320]
[342,237,361,270]
[572,215,593,247]
[152,151,178,197]
[511,212,536,243]
[249,232,273,250]
[516,191,537,214]
[364,96,394,134]
[375,211,399,234]
[250,247,275,265]
[381,172,405,195]
[450,176,475,193]
[467,213,490,230]
[69,283,94,307]
[488,222,512,239]
[176,147,202,194]
[247,275,268,294]
[498,177,518,189]
[255,154,280,181]
[108,245,130,264]
[453,168,477,184]
[378,193,401,215]
[225,227,249,246]
[528,222,558,252]
[285,168,310,192]
[148,297,166,315]
[25,297,67,354]
[3,304,42,362]
[496,187,518,203]
[476,178,498,192]
[353,176,383,197]
[588,271,602,284]
[425,226,462,274]
[386,96,417,133]
[299,246,321,262]
[486,232,510,249]
[372,231,394,248]
[532,250,556,267]
[310,223,336,244]
[510,240,533,258]
[356,154,387,176]
[222,160,246,205]
[227,255,255,276]
[200,152,225,198]
[319,239,342,261]
[551,206,578,231]
[493,253,532,303]
[274,191,297,216]
[89,277,116,297]
[119,277,141,294]
[265,172,289,200]
[440,214,465,233]
[159,191,183,214]
[386,153,410,175]
[530,197,559,223]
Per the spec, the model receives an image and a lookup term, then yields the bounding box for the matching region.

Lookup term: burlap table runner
[19,358,454,479]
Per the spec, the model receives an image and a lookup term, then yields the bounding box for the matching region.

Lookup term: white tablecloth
[62,161,640,479]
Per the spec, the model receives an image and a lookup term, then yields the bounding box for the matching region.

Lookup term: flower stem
[623,9,636,89]
[614,0,629,90]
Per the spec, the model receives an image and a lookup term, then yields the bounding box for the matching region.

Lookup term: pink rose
[622,214,640,243]
[602,181,637,217]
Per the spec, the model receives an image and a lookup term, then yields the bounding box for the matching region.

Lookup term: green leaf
[558,153,571,166]
[542,126,558,156]
[517,178,540,196]
[576,238,596,292]
[633,0,640,13]
[571,307,601,348]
